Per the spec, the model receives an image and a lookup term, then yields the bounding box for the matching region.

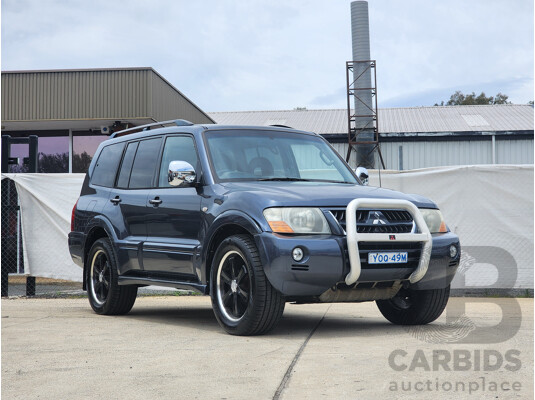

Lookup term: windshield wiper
[257,177,355,184]
[257,177,312,182]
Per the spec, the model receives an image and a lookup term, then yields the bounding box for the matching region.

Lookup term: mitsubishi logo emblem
[370,211,387,225]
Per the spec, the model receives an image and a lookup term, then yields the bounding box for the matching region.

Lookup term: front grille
[329,208,414,233]
[357,242,422,270]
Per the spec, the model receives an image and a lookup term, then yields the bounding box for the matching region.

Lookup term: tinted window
[129,138,162,188]
[158,136,198,187]
[91,142,125,187]
[116,142,139,188]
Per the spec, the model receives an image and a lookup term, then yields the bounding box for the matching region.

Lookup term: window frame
[120,136,164,190]
[154,133,201,189]
[109,133,200,191]
[115,140,140,189]
[202,129,359,184]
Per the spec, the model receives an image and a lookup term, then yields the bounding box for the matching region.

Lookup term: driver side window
[158,136,198,187]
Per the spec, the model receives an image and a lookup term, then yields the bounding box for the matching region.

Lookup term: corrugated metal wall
[330,142,351,164]
[1,68,214,124]
[1,69,151,121]
[333,140,534,169]
[150,73,214,124]
[496,140,534,165]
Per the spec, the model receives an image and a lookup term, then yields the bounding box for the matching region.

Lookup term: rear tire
[376,286,450,325]
[87,238,137,315]
[210,234,285,335]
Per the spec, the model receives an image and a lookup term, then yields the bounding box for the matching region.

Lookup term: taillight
[71,199,79,232]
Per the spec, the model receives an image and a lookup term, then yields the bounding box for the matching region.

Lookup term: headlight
[263,207,331,234]
[419,209,447,233]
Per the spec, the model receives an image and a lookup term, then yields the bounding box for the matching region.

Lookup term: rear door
[143,134,202,278]
[87,141,125,220]
[111,137,162,275]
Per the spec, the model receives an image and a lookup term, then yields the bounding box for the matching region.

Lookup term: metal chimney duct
[351,1,375,168]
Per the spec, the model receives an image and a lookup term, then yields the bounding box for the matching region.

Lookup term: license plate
[368,252,408,264]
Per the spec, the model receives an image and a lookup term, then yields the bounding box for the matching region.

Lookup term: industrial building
[210,105,534,169]
[1,68,214,173]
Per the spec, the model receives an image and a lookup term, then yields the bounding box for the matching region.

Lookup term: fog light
[292,247,304,262]
[450,245,458,258]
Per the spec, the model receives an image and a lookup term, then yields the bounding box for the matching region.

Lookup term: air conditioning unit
[100,126,110,135]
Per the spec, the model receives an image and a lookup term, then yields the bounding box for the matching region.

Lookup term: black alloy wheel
[216,251,251,322]
[90,249,111,306]
[86,238,137,315]
[210,235,285,335]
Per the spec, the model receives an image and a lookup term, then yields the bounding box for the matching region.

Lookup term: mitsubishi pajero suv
[68,119,460,335]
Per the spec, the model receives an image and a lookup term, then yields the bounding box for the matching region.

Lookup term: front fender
[200,210,264,284]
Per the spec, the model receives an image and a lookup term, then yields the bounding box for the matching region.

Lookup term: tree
[38,152,68,173]
[73,151,93,173]
[38,151,94,173]
[435,91,511,106]
[8,151,94,173]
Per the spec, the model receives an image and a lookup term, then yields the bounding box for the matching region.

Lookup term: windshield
[204,129,358,184]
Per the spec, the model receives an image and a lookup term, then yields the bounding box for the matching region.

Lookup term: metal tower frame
[345,60,386,169]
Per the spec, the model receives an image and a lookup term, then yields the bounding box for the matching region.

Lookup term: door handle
[149,197,162,206]
[110,196,121,205]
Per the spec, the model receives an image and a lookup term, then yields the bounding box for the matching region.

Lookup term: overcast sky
[1,0,533,112]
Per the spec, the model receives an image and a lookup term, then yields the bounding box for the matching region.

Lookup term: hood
[218,181,437,209]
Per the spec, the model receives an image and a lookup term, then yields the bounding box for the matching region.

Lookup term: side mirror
[168,161,196,187]
[355,167,369,186]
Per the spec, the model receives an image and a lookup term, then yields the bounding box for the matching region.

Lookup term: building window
[72,134,108,173]
[7,134,69,173]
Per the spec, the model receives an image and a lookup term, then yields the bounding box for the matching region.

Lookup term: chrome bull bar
[345,198,432,286]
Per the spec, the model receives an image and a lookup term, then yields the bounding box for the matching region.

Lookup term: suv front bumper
[254,230,460,298]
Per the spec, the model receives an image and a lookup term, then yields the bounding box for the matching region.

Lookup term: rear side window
[91,142,125,187]
[116,142,139,188]
[128,138,162,188]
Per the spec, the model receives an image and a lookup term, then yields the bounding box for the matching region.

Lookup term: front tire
[376,286,450,325]
[210,235,285,335]
[87,238,137,315]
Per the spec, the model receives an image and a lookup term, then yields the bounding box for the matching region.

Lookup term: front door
[143,135,202,278]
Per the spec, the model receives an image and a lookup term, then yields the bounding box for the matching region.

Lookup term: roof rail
[270,124,294,129]
[110,119,194,138]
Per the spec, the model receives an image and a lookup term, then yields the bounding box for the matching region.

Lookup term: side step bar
[345,198,432,286]
[118,276,207,294]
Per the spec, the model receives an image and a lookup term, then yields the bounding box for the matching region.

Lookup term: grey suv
[68,119,460,335]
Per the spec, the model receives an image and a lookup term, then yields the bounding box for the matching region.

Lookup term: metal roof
[209,105,534,135]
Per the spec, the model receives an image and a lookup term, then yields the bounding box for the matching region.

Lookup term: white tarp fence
[2,173,85,282]
[2,165,533,288]
[369,165,533,289]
